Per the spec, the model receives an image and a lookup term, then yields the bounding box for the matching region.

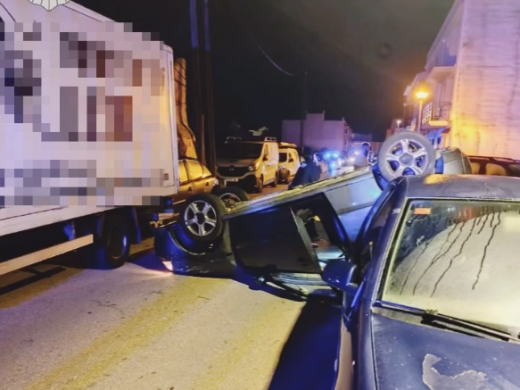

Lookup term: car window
[485,163,507,176]
[185,159,203,180]
[508,164,520,177]
[365,195,395,246]
[358,184,395,243]
[279,152,288,162]
[470,162,481,174]
[178,161,188,183]
[201,165,212,178]
[383,199,520,332]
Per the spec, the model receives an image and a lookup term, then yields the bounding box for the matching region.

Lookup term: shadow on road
[268,299,342,390]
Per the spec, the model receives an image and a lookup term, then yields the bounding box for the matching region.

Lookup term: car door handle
[188,187,193,192]
[205,182,209,186]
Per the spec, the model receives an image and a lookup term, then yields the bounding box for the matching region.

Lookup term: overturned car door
[223,168,382,286]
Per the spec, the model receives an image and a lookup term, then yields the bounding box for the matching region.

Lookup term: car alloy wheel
[183,200,218,237]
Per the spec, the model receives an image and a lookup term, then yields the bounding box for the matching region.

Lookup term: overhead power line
[226,0,297,77]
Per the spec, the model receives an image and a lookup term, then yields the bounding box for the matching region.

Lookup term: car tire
[174,225,221,254]
[178,193,225,242]
[214,186,250,208]
[377,131,436,182]
[270,173,278,188]
[256,176,264,193]
[81,215,131,269]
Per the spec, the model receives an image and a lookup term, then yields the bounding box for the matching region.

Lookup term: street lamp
[415,90,429,133]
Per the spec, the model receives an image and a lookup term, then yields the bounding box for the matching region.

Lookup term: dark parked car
[322,175,520,389]
[469,155,520,177]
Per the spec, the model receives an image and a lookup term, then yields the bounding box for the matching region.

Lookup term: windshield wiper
[376,301,520,343]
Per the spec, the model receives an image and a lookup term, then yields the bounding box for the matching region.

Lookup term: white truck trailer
[0,0,180,273]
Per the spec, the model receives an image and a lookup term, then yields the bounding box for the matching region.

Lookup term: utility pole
[190,0,205,164]
[203,0,216,175]
[299,71,308,155]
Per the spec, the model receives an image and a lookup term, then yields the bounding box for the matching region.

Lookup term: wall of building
[282,112,348,152]
[451,0,520,158]
[426,0,464,71]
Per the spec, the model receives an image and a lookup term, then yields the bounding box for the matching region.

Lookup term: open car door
[224,168,382,290]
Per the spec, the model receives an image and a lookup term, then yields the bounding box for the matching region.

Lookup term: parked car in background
[216,137,279,193]
[469,155,520,177]
[278,142,300,183]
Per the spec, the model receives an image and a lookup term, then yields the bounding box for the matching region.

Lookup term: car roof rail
[226,136,242,141]
[279,141,298,149]
[264,137,277,142]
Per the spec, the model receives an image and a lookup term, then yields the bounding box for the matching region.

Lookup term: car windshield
[279,152,288,162]
[219,143,263,159]
[382,199,520,333]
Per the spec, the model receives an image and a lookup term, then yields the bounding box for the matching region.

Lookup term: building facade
[403,0,520,158]
[282,111,353,152]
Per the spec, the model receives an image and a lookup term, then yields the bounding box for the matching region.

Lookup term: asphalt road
[0,183,340,390]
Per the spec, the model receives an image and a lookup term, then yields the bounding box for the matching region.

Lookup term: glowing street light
[415,90,429,100]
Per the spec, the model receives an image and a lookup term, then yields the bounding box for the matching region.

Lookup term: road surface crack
[91,300,125,316]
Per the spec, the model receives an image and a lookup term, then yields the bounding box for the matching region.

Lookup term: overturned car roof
[402,175,520,201]
[223,166,376,220]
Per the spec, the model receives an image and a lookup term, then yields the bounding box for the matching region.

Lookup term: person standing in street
[288,149,321,189]
[288,148,323,244]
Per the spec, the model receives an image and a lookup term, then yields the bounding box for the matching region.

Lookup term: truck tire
[178,193,225,243]
[378,131,435,182]
[81,215,131,269]
[214,186,249,208]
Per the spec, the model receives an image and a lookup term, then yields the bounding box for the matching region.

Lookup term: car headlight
[248,165,254,172]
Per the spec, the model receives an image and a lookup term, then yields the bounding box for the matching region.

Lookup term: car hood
[371,313,520,390]
[217,159,257,167]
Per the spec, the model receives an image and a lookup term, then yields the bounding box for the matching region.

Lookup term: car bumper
[217,173,258,188]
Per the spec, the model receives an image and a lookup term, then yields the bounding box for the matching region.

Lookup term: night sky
[73,0,454,141]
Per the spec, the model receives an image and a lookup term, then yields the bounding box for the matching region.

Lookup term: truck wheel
[214,186,249,208]
[179,194,225,242]
[88,215,131,269]
[378,131,435,182]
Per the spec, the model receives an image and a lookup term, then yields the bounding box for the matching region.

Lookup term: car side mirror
[322,260,357,292]
[263,155,269,161]
[289,158,294,163]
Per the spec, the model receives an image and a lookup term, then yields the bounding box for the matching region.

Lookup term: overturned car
[154,131,473,294]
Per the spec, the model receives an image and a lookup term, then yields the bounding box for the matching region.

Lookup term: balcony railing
[422,102,433,125]
[434,102,452,121]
